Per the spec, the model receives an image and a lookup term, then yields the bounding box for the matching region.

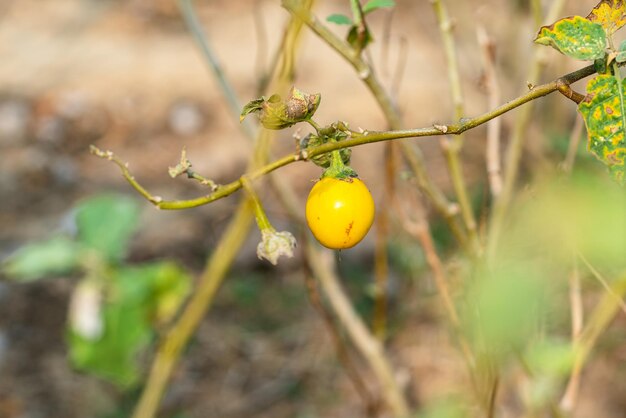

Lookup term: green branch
[92,63,596,211]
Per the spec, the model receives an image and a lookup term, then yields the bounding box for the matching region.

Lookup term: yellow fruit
[305,177,375,249]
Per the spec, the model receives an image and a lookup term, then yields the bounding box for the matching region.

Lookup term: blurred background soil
[1,0,625,417]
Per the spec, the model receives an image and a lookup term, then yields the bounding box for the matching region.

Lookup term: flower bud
[256,229,297,265]
[240,86,320,130]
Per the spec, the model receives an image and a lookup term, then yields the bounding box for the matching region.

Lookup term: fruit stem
[323,148,357,179]
[240,176,273,231]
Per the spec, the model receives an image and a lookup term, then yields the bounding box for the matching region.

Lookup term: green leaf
[2,237,81,281]
[578,74,626,185]
[326,13,352,25]
[363,0,395,14]
[68,292,150,388]
[239,97,265,122]
[68,262,190,388]
[587,0,626,35]
[616,39,626,63]
[149,262,192,324]
[534,15,607,61]
[75,194,139,262]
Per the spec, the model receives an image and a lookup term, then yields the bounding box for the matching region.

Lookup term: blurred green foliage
[459,171,625,388]
[2,194,191,388]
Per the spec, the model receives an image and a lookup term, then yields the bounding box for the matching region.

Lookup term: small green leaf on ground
[535,15,607,61]
[578,74,626,185]
[326,13,352,25]
[587,0,626,35]
[68,262,190,387]
[2,236,81,281]
[363,0,395,14]
[75,194,139,263]
[68,291,151,388]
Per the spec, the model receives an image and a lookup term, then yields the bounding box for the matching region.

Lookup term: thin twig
[486,0,567,263]
[561,116,584,174]
[488,375,499,418]
[306,242,411,417]
[431,0,480,254]
[92,63,597,212]
[168,147,219,190]
[253,0,268,89]
[381,9,394,78]
[560,259,583,412]
[562,272,626,416]
[390,36,408,101]
[578,252,626,317]
[131,198,256,418]
[373,141,396,340]
[281,0,468,253]
[131,1,316,416]
[477,26,503,198]
[303,254,380,417]
[395,191,477,389]
[178,0,255,138]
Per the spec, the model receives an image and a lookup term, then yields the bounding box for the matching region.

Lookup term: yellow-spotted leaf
[587,0,626,35]
[578,74,626,185]
[535,16,607,61]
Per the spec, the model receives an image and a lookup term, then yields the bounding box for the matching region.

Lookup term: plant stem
[486,0,566,263]
[306,243,411,417]
[130,1,315,416]
[560,258,583,412]
[132,198,255,418]
[178,0,255,138]
[561,272,626,413]
[92,62,597,212]
[303,256,379,416]
[477,27,503,198]
[281,0,463,247]
[241,176,273,231]
[431,0,480,254]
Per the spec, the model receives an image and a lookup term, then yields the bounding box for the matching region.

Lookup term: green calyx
[321,149,358,179]
[302,133,351,169]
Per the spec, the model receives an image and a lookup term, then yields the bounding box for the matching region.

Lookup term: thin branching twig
[431,0,480,254]
[562,272,626,415]
[306,243,411,417]
[93,63,597,212]
[303,254,380,417]
[579,253,626,316]
[390,36,408,101]
[486,0,567,262]
[130,1,315,416]
[561,259,583,412]
[561,116,584,174]
[477,26,503,198]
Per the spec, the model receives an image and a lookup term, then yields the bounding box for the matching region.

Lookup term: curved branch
[92,63,595,210]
